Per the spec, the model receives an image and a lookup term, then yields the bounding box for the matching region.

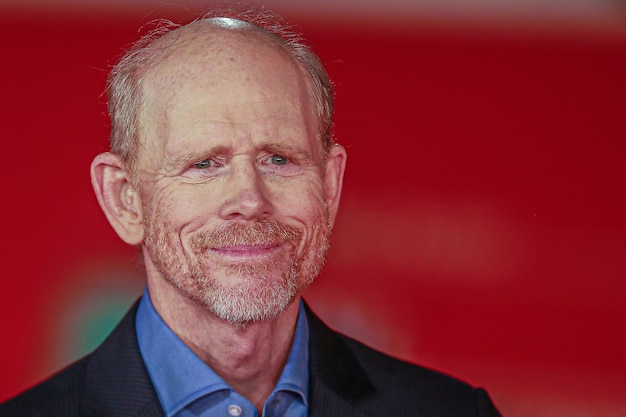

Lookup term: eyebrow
[163,142,317,169]
[163,145,232,170]
[261,143,316,164]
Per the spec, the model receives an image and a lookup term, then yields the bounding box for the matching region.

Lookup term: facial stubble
[143,212,330,324]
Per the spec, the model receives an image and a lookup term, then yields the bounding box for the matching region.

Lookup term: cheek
[268,174,326,208]
[142,183,214,234]
[269,183,324,210]
[270,180,327,229]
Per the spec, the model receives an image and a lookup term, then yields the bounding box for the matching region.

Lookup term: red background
[1,6,625,416]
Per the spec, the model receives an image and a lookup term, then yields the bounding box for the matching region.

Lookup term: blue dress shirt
[136,289,309,417]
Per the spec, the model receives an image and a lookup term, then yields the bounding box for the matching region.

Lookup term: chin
[192,267,306,324]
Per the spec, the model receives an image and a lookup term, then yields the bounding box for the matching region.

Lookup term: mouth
[209,243,282,259]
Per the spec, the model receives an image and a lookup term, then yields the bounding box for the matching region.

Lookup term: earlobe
[90,152,145,245]
[324,143,347,229]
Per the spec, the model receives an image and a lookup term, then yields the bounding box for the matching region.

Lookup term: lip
[209,243,282,258]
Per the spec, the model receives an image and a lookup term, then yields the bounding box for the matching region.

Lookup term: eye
[194,159,218,169]
[267,155,288,166]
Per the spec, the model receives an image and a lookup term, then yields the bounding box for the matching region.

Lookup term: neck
[147,274,300,413]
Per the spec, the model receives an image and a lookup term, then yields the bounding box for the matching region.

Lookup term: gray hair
[107,6,335,175]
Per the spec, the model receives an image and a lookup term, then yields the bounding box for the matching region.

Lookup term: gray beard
[144,218,330,324]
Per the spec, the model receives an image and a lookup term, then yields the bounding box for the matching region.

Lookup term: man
[1,6,502,417]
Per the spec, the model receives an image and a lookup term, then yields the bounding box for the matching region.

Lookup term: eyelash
[264,154,289,166]
[188,154,293,178]
[193,159,219,169]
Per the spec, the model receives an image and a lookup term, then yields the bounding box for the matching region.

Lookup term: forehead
[141,23,306,108]
[137,24,317,159]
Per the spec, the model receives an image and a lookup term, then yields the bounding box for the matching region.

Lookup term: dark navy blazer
[0,302,502,417]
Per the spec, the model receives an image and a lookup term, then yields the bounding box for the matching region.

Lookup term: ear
[323,143,347,229]
[90,152,145,245]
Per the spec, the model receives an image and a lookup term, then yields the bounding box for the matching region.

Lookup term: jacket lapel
[77,300,375,417]
[80,301,165,417]
[306,304,376,417]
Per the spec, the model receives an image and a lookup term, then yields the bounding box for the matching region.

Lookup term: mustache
[190,220,302,252]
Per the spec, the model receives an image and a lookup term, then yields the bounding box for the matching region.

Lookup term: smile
[209,244,282,259]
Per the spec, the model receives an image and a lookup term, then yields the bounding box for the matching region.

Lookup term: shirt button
[227,405,242,416]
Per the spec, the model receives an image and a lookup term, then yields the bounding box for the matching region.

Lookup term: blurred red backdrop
[1,6,625,417]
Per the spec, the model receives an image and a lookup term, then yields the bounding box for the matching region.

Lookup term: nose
[218,159,272,221]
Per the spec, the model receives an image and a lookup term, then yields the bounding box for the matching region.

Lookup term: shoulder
[0,357,89,417]
[342,334,466,385]
[340,333,501,416]
[341,333,466,388]
[305,305,501,416]
[0,301,150,417]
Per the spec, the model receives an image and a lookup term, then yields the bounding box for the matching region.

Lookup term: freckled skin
[134,25,342,327]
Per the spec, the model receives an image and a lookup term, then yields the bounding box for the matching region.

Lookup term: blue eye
[194,160,214,169]
[269,155,288,165]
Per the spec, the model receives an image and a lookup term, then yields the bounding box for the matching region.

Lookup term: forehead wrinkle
[162,112,313,150]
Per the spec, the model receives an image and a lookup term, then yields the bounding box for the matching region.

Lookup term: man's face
[133,29,336,324]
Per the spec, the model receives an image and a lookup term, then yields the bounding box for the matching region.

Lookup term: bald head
[107,8,334,175]
[137,22,319,176]
[140,18,301,99]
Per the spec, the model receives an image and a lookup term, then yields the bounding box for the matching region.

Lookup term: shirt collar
[135,288,309,416]
[275,297,309,406]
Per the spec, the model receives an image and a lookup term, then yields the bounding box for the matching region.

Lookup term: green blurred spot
[73,298,132,356]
